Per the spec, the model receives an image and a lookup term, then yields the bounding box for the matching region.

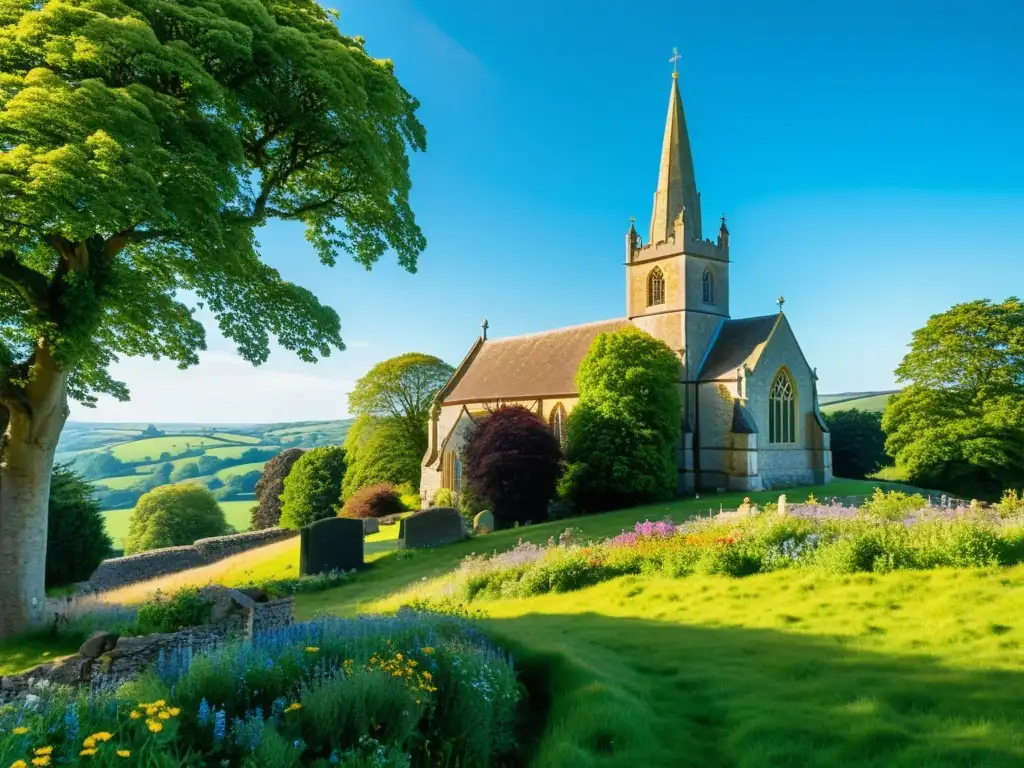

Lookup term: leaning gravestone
[398,507,466,550]
[300,517,363,576]
[473,510,495,535]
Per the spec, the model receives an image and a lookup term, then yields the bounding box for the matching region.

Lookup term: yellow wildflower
[395,652,403,661]
[284,702,302,713]
[167,707,180,717]
[145,707,158,716]
[158,711,171,720]
[79,749,97,757]
[12,727,29,735]
[11,761,28,768]
[152,700,165,708]
[31,758,51,767]
[32,748,52,757]
[129,711,141,720]
[422,671,433,680]
[422,647,434,655]
[116,750,131,758]
[146,720,163,733]
[303,647,319,653]
[92,733,113,743]
[82,738,96,749]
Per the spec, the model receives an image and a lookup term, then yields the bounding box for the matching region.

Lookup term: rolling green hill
[820,391,897,414]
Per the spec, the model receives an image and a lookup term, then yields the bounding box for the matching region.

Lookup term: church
[420,64,832,504]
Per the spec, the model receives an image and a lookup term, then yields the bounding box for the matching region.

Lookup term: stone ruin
[300,516,364,576]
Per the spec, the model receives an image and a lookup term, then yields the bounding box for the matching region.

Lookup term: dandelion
[167,707,180,717]
[303,647,320,653]
[79,749,97,757]
[32,749,52,757]
[12,727,29,735]
[146,720,163,733]
[82,738,96,749]
[158,711,171,720]
[11,761,28,768]
[31,758,51,767]
[129,710,141,719]
[116,750,131,758]
[284,702,302,713]
[91,733,113,743]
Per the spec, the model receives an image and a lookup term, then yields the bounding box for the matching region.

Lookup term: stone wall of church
[743,319,826,489]
[628,258,683,318]
[694,381,739,488]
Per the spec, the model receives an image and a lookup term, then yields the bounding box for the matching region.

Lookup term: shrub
[464,405,562,527]
[997,489,1024,518]
[431,488,456,508]
[341,483,405,519]
[858,488,928,522]
[125,484,227,554]
[279,446,347,530]
[559,327,681,513]
[134,587,214,634]
[251,448,305,530]
[46,463,113,588]
[341,415,422,500]
[823,408,890,479]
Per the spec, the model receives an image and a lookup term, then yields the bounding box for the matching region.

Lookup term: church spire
[649,52,701,245]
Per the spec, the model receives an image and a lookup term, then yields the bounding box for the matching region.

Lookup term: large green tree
[0,0,425,635]
[559,327,681,513]
[341,414,422,499]
[883,298,1024,499]
[278,445,347,529]
[823,408,889,480]
[347,353,454,463]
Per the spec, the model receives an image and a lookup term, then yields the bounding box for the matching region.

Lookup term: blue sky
[76,0,1024,423]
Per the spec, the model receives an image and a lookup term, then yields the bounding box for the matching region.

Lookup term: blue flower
[197,697,210,727]
[213,708,226,743]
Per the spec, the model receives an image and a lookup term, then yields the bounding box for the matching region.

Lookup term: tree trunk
[0,346,69,638]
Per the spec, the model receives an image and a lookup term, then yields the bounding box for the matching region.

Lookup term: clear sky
[74,0,1024,423]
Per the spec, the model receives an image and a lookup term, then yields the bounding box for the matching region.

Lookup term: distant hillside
[819,391,897,415]
[58,419,353,513]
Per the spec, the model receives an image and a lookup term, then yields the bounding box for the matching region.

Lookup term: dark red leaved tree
[464,405,562,527]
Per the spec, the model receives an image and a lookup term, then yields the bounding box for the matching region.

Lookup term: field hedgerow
[415,491,1024,603]
[0,613,521,768]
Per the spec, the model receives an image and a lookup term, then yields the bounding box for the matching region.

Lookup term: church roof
[443,318,630,404]
[698,315,781,381]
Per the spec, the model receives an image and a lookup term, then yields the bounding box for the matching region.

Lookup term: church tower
[625,65,731,413]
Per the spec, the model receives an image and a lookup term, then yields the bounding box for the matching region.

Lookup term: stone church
[420,67,832,504]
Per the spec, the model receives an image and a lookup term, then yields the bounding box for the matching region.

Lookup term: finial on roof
[777,296,786,313]
[669,47,681,79]
[481,318,489,340]
[719,213,729,237]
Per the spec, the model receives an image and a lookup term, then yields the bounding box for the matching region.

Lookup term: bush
[464,405,562,527]
[823,408,890,480]
[341,415,422,500]
[46,463,113,588]
[279,446,347,530]
[431,488,455,508]
[251,448,305,530]
[341,483,405,519]
[559,327,681,513]
[997,489,1024,518]
[134,587,214,634]
[125,484,228,554]
[858,488,928,522]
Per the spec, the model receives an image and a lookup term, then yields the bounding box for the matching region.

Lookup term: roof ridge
[485,317,627,344]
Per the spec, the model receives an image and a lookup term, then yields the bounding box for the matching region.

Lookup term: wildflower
[152,700,165,708]
[116,750,131,758]
[157,711,171,720]
[284,702,302,713]
[129,711,141,720]
[91,733,113,743]
[64,704,79,741]
[303,647,320,653]
[167,707,180,717]
[145,706,158,716]
[12,727,29,735]
[82,738,96,749]
[79,749,97,757]
[31,758,51,767]
[213,709,226,743]
[32,749,52,757]
[422,647,434,655]
[11,761,28,768]
[146,720,163,733]
[197,698,210,726]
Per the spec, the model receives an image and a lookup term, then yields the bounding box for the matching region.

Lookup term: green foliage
[559,327,681,513]
[341,415,422,499]
[431,488,456,508]
[823,408,890,479]
[347,353,454,464]
[858,488,929,522]
[997,489,1024,518]
[341,483,405,519]
[46,463,113,588]
[125,484,227,554]
[134,587,213,635]
[279,446,347,529]
[251,448,306,530]
[883,298,1024,499]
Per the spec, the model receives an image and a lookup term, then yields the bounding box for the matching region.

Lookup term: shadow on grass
[0,632,82,676]
[486,612,1024,768]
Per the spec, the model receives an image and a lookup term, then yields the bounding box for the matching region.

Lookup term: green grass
[90,474,145,490]
[101,435,233,462]
[821,392,894,414]
[0,634,82,675]
[871,465,911,482]
[204,445,272,459]
[212,432,262,444]
[102,498,256,549]
[214,461,267,480]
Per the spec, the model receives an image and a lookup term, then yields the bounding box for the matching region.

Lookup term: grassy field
[213,432,261,443]
[203,445,266,459]
[102,499,256,549]
[821,392,894,414]
[103,435,234,462]
[214,461,267,480]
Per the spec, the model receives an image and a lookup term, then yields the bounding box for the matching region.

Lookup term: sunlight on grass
[0,634,82,676]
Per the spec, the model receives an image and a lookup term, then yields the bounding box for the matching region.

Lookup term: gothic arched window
[647,267,665,306]
[702,267,716,305]
[769,369,796,444]
[550,402,567,447]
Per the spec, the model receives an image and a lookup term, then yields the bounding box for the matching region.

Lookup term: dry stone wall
[80,528,298,594]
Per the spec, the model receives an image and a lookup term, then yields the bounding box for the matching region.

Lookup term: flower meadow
[428,491,1024,602]
[0,613,521,768]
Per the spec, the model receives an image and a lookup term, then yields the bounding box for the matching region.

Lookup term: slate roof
[698,315,780,381]
[444,318,630,403]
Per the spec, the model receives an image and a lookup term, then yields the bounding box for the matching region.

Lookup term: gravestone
[362,517,380,535]
[777,494,787,516]
[300,517,363,576]
[398,507,466,550]
[473,510,495,535]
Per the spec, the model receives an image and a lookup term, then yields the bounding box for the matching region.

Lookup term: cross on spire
[669,47,681,78]
[777,296,786,313]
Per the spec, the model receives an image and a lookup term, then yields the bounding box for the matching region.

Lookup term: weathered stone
[777,494,787,515]
[398,507,466,550]
[378,513,404,526]
[362,517,380,535]
[300,517,363,576]
[237,587,270,603]
[473,510,495,534]
[737,497,752,515]
[199,585,253,626]
[79,631,119,659]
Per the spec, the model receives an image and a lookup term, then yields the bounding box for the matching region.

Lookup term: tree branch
[0,250,49,311]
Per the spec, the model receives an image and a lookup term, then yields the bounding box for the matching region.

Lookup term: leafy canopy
[341,414,422,500]
[823,409,889,480]
[278,445,347,529]
[347,353,454,458]
[0,0,426,404]
[46,462,112,586]
[559,327,680,513]
[882,298,1024,499]
[125,483,227,554]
